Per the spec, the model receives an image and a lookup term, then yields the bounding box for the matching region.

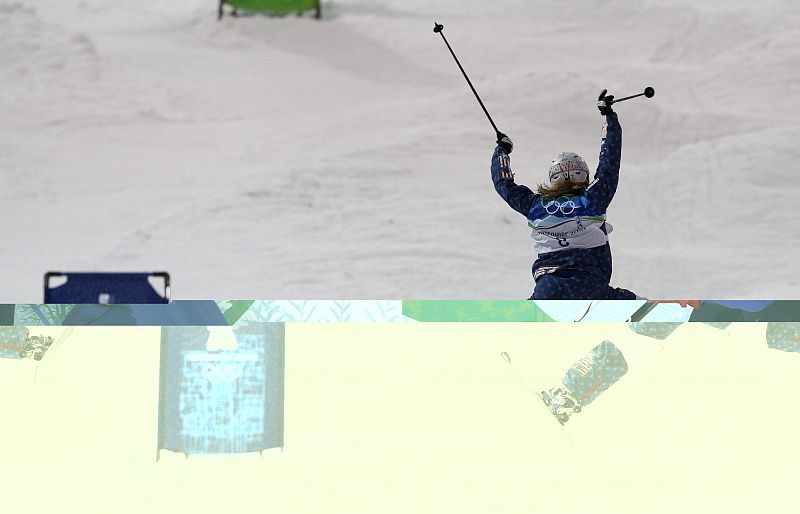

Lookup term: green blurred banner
[402,300,555,322]
[223,0,319,14]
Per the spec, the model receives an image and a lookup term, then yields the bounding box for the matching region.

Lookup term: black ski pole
[434,22,501,137]
[610,87,655,105]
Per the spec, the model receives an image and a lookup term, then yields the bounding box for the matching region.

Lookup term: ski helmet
[548,152,590,186]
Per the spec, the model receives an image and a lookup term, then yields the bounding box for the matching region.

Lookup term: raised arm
[491,137,538,217]
[584,109,622,212]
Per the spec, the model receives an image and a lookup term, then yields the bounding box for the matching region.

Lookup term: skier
[491,90,639,300]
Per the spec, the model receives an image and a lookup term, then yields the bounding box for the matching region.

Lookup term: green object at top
[224,0,319,13]
[403,301,555,322]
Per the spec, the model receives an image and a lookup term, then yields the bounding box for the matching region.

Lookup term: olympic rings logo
[543,196,579,215]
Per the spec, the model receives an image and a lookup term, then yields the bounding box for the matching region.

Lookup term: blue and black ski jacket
[491,113,623,288]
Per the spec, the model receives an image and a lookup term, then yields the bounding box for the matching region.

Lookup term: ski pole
[433,22,501,137]
[610,87,655,105]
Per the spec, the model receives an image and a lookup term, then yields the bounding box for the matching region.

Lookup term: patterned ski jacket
[491,113,622,283]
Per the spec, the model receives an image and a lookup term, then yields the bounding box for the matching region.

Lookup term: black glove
[597,89,614,115]
[496,132,513,154]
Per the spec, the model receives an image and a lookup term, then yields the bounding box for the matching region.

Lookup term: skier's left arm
[585,92,622,212]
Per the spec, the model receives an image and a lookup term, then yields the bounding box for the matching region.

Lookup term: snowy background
[1,0,799,301]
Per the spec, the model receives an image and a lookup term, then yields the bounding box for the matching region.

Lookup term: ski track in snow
[1,0,800,300]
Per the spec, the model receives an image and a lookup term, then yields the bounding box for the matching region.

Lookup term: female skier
[491,90,638,300]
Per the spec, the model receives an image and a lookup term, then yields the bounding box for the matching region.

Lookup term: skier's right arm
[491,146,538,216]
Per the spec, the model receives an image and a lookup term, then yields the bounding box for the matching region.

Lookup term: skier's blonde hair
[536,181,587,199]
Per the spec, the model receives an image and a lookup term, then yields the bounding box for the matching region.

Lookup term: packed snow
[1,0,799,301]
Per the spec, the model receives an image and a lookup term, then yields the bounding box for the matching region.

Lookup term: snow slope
[1,0,799,300]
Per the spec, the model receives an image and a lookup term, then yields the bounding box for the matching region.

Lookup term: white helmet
[548,152,590,186]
